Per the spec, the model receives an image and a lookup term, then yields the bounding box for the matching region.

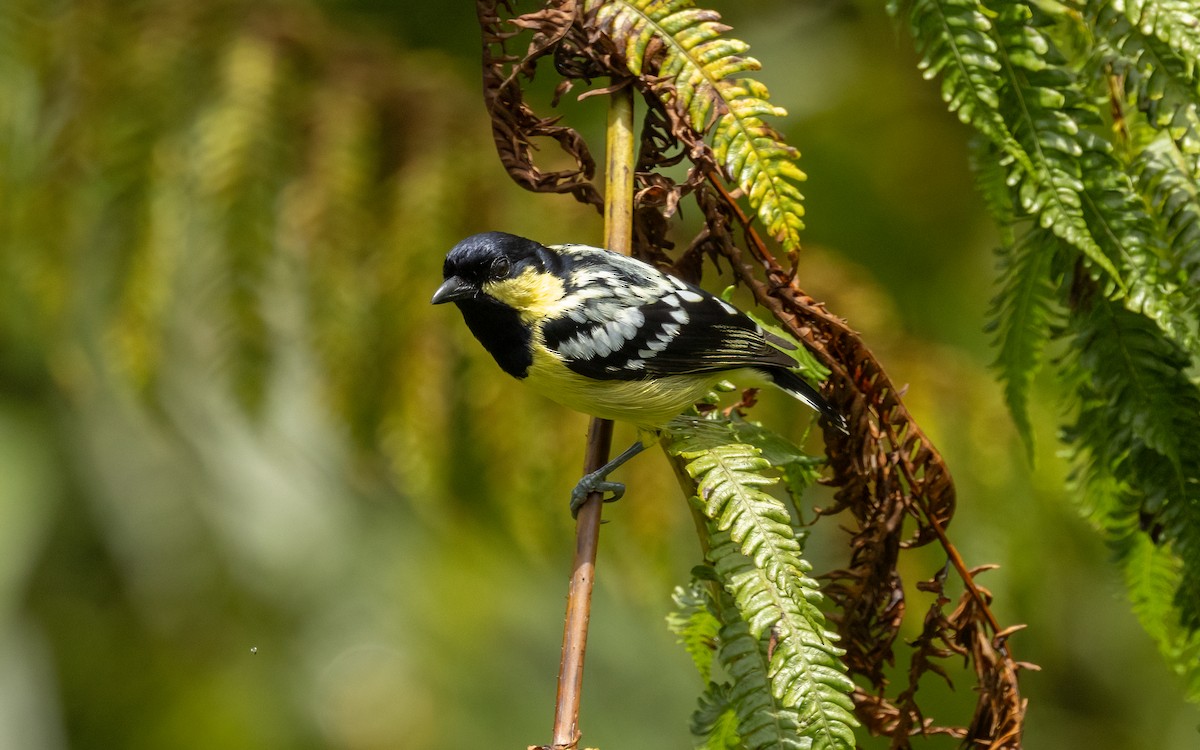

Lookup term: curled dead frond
[477,0,603,207]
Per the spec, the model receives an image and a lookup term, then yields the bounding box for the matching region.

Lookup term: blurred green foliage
[0,1,1197,748]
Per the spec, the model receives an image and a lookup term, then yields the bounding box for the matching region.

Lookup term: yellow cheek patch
[484,268,567,322]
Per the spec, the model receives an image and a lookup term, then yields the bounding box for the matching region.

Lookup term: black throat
[454,297,533,378]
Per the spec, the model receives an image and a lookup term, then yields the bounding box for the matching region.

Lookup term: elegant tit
[432,231,847,513]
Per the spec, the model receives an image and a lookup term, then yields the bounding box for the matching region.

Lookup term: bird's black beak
[431,276,476,305]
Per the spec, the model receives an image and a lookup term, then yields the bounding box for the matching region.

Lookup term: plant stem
[549,81,635,749]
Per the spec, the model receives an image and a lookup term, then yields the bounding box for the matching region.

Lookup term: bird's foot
[569,472,626,518]
[567,438,648,518]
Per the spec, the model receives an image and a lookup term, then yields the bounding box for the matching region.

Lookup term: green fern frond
[589,0,807,254]
[710,533,857,750]
[894,0,1127,286]
[895,0,1017,152]
[1112,0,1200,75]
[1136,136,1200,261]
[992,0,1126,287]
[691,682,743,750]
[189,35,282,412]
[1068,463,1141,542]
[1121,532,1188,644]
[665,417,856,748]
[668,581,722,684]
[985,227,1059,458]
[1118,534,1200,700]
[1132,136,1200,361]
[1074,299,1191,464]
[1077,146,1199,355]
[968,134,1019,246]
[715,613,810,750]
[671,436,806,591]
[1091,0,1200,158]
[1066,297,1200,629]
[902,0,1200,702]
[711,79,806,253]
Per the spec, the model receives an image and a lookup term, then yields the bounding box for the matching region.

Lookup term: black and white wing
[539,246,798,381]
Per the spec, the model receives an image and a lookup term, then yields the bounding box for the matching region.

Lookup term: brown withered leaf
[477,0,602,208]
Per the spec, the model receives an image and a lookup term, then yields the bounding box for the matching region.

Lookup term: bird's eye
[491,256,511,278]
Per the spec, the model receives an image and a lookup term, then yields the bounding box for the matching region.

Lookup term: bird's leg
[569,439,648,518]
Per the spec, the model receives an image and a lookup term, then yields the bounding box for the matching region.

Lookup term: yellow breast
[523,347,762,429]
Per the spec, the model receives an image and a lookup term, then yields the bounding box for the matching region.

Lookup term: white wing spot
[669,309,689,325]
[558,337,587,360]
[644,337,670,354]
[591,327,613,357]
[662,322,681,337]
[604,320,628,350]
[677,289,704,303]
[661,293,680,307]
[615,289,643,306]
[719,300,738,315]
[616,307,644,335]
[625,359,645,370]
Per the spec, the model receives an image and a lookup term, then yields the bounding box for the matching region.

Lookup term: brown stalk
[546,82,636,750]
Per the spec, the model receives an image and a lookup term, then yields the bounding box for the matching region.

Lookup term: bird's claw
[566,438,648,518]
[569,471,626,518]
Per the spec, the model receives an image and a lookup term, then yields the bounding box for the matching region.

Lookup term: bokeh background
[1,1,1198,748]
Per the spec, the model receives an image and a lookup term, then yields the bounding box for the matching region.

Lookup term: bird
[431,231,847,514]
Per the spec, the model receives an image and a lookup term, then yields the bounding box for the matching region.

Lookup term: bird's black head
[431,231,559,305]
[431,232,564,379]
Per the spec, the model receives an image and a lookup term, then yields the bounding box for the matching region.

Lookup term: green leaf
[986,227,1060,459]
[1118,534,1200,701]
[710,535,858,750]
[666,415,857,750]
[691,683,743,750]
[1066,297,1200,632]
[668,581,721,684]
[902,0,1200,696]
[1091,0,1200,157]
[589,0,807,255]
[669,435,805,592]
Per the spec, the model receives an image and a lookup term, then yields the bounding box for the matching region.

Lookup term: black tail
[763,368,849,435]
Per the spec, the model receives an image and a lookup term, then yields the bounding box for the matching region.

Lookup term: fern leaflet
[672,435,807,592]
[1066,296,1200,631]
[668,581,722,684]
[589,0,808,255]
[1119,534,1200,700]
[985,226,1059,457]
[710,533,857,750]
[1091,0,1200,159]
[692,682,743,750]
